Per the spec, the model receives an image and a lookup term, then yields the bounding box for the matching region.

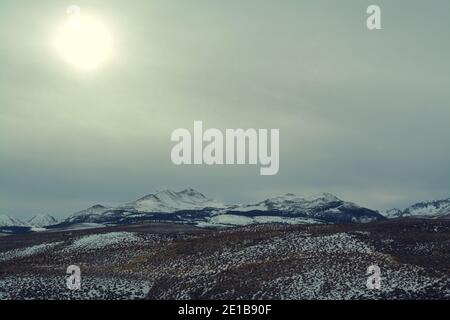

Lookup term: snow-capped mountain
[384,198,450,219]
[405,198,450,218]
[0,215,29,227]
[28,214,58,228]
[216,192,384,224]
[60,189,384,227]
[65,204,111,223]
[116,188,224,214]
[64,189,225,225]
[3,192,448,235]
[383,208,403,219]
[0,215,31,234]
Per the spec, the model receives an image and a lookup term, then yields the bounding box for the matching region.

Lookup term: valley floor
[0,220,449,300]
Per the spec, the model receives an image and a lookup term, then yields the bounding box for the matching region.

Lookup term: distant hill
[384,198,450,219]
[28,214,58,228]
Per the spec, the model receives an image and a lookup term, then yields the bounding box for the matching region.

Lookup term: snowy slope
[383,208,403,219]
[405,198,450,217]
[65,205,111,223]
[116,188,224,214]
[198,214,324,227]
[221,192,383,223]
[384,198,450,219]
[62,189,224,225]
[225,193,346,214]
[0,215,30,227]
[28,214,58,228]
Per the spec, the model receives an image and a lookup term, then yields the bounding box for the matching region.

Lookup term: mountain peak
[136,188,207,202]
[28,214,58,228]
[130,188,223,213]
[268,192,341,203]
[307,192,341,202]
[66,204,111,223]
[90,204,107,209]
[383,208,403,219]
[179,188,206,197]
[384,197,450,219]
[0,215,29,227]
[156,189,178,196]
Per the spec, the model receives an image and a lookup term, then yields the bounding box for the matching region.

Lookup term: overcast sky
[1,0,449,219]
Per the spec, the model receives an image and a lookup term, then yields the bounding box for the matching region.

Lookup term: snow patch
[67,232,141,251]
[0,242,63,262]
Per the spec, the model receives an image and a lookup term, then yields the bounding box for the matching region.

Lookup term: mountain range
[384,198,450,219]
[27,214,59,228]
[59,189,384,227]
[1,189,449,233]
[0,213,58,234]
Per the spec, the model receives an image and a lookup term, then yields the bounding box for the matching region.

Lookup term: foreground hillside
[0,219,449,300]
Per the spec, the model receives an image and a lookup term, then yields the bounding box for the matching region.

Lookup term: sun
[53,11,113,71]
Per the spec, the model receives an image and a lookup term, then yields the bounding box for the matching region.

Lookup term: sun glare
[53,13,113,71]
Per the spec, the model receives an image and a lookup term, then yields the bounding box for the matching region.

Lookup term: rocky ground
[0,219,449,300]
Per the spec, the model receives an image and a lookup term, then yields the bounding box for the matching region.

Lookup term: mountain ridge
[384,198,450,219]
[0,215,29,227]
[28,214,58,228]
[60,189,385,227]
[4,191,449,233]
